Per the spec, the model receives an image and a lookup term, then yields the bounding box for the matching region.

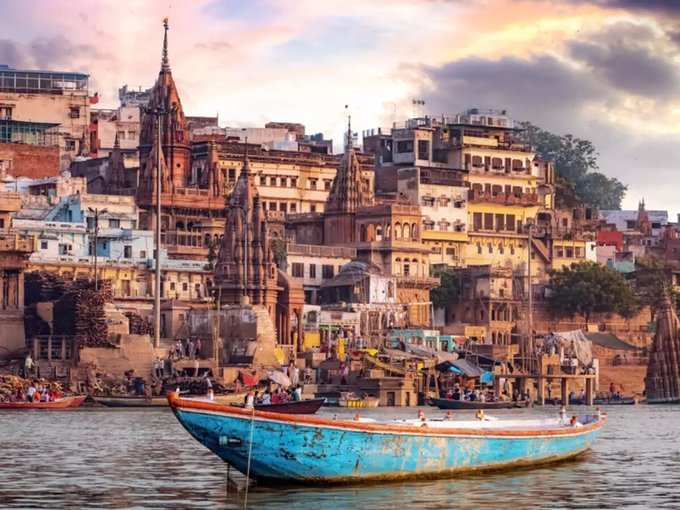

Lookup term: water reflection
[1,405,679,509]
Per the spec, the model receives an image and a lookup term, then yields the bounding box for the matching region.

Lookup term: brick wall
[0,143,60,179]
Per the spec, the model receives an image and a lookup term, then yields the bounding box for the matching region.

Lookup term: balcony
[468,189,540,206]
[0,231,34,253]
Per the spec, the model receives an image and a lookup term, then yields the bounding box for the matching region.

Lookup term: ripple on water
[1,405,679,509]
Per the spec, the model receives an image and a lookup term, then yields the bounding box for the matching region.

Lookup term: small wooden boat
[0,395,86,410]
[93,392,248,408]
[430,398,527,410]
[253,398,325,415]
[338,393,380,408]
[168,392,606,483]
[93,395,169,408]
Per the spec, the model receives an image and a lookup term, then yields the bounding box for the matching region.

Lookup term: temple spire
[113,131,120,149]
[161,17,170,71]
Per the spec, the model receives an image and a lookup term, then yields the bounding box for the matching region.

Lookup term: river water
[1,404,679,509]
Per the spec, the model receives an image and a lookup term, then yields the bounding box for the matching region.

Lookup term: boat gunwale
[168,393,606,438]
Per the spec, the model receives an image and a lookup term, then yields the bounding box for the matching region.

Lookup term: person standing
[24,353,34,378]
[289,362,300,387]
[188,339,196,360]
[195,338,202,359]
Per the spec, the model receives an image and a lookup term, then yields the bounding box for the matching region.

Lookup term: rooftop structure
[0,65,88,94]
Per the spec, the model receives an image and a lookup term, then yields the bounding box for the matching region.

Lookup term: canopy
[546,330,593,367]
[437,358,484,378]
[266,370,291,388]
[584,332,640,351]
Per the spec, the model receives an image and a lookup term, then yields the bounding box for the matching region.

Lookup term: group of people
[6,382,61,403]
[245,386,303,408]
[170,338,202,361]
[444,384,494,402]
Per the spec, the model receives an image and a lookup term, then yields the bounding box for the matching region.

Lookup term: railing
[396,275,441,287]
[468,190,540,206]
[286,242,356,258]
[31,335,77,362]
[162,231,206,248]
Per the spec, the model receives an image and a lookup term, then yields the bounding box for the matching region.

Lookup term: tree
[270,238,287,270]
[574,172,627,211]
[430,268,461,310]
[517,121,627,210]
[547,261,638,325]
[633,257,676,319]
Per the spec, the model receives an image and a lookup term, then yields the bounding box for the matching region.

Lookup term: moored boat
[93,392,249,408]
[338,393,380,408]
[168,392,606,483]
[247,398,325,414]
[0,395,86,410]
[430,397,527,410]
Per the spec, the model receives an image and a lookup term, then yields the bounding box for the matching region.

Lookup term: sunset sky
[2,0,680,214]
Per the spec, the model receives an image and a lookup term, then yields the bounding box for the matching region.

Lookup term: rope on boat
[243,404,256,509]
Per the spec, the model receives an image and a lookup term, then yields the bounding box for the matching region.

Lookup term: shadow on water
[1,405,679,509]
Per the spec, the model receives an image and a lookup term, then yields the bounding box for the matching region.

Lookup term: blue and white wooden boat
[168,392,606,483]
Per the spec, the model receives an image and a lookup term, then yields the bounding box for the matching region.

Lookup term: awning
[437,358,484,377]
[583,332,640,351]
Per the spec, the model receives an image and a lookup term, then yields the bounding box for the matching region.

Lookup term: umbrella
[267,370,291,388]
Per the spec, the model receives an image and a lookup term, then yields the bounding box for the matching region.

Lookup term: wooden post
[561,377,568,406]
[585,377,594,406]
[493,375,501,399]
[537,377,545,406]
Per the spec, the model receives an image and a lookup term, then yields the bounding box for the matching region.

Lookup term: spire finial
[161,17,170,71]
[345,105,352,153]
[243,136,250,175]
[114,131,120,149]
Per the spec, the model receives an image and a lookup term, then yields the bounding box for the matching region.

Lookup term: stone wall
[79,334,155,379]
[0,143,60,179]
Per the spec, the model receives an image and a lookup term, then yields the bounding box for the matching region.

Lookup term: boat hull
[93,396,169,407]
[430,398,526,410]
[169,394,604,483]
[0,395,86,410]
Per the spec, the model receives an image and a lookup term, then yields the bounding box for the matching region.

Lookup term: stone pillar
[585,377,594,406]
[537,377,545,406]
[561,377,568,406]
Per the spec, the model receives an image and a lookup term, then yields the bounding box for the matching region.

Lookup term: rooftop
[0,64,89,93]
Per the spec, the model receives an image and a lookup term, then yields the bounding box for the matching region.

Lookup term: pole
[154,109,162,348]
[527,224,533,372]
[243,206,248,304]
[93,209,98,291]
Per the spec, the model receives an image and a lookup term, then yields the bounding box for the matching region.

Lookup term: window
[477,243,482,254]
[473,212,482,231]
[310,204,317,213]
[182,282,188,291]
[290,203,297,213]
[140,250,146,259]
[69,106,80,119]
[575,247,583,258]
[506,214,516,232]
[59,243,71,255]
[269,202,277,211]
[396,140,413,153]
[309,264,317,278]
[309,179,318,190]
[322,265,334,279]
[228,168,236,181]
[292,263,304,278]
[324,180,331,191]
[0,106,12,120]
[417,140,429,160]
[109,218,120,228]
[421,196,435,207]
[269,176,277,186]
[170,282,176,291]
[403,263,410,276]
[626,220,636,229]
[40,241,48,250]
[65,139,76,151]
[291,178,297,188]
[565,247,574,258]
[484,213,493,230]
[279,202,287,213]
[487,243,493,254]
[495,214,504,231]
[124,245,132,258]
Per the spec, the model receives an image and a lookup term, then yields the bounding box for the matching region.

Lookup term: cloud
[407,19,680,213]
[0,39,27,68]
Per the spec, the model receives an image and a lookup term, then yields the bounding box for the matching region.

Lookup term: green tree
[633,257,676,318]
[547,261,638,325]
[430,268,461,310]
[517,121,627,209]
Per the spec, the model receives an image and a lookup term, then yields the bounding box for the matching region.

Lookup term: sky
[2,0,680,215]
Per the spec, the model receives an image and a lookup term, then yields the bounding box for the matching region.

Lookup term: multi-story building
[0,64,91,170]
[396,166,468,267]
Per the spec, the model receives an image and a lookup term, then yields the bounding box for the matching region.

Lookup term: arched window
[411,223,417,239]
[395,223,402,239]
[499,244,504,255]
[385,225,391,239]
[403,223,411,239]
[376,225,383,241]
[395,258,402,274]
